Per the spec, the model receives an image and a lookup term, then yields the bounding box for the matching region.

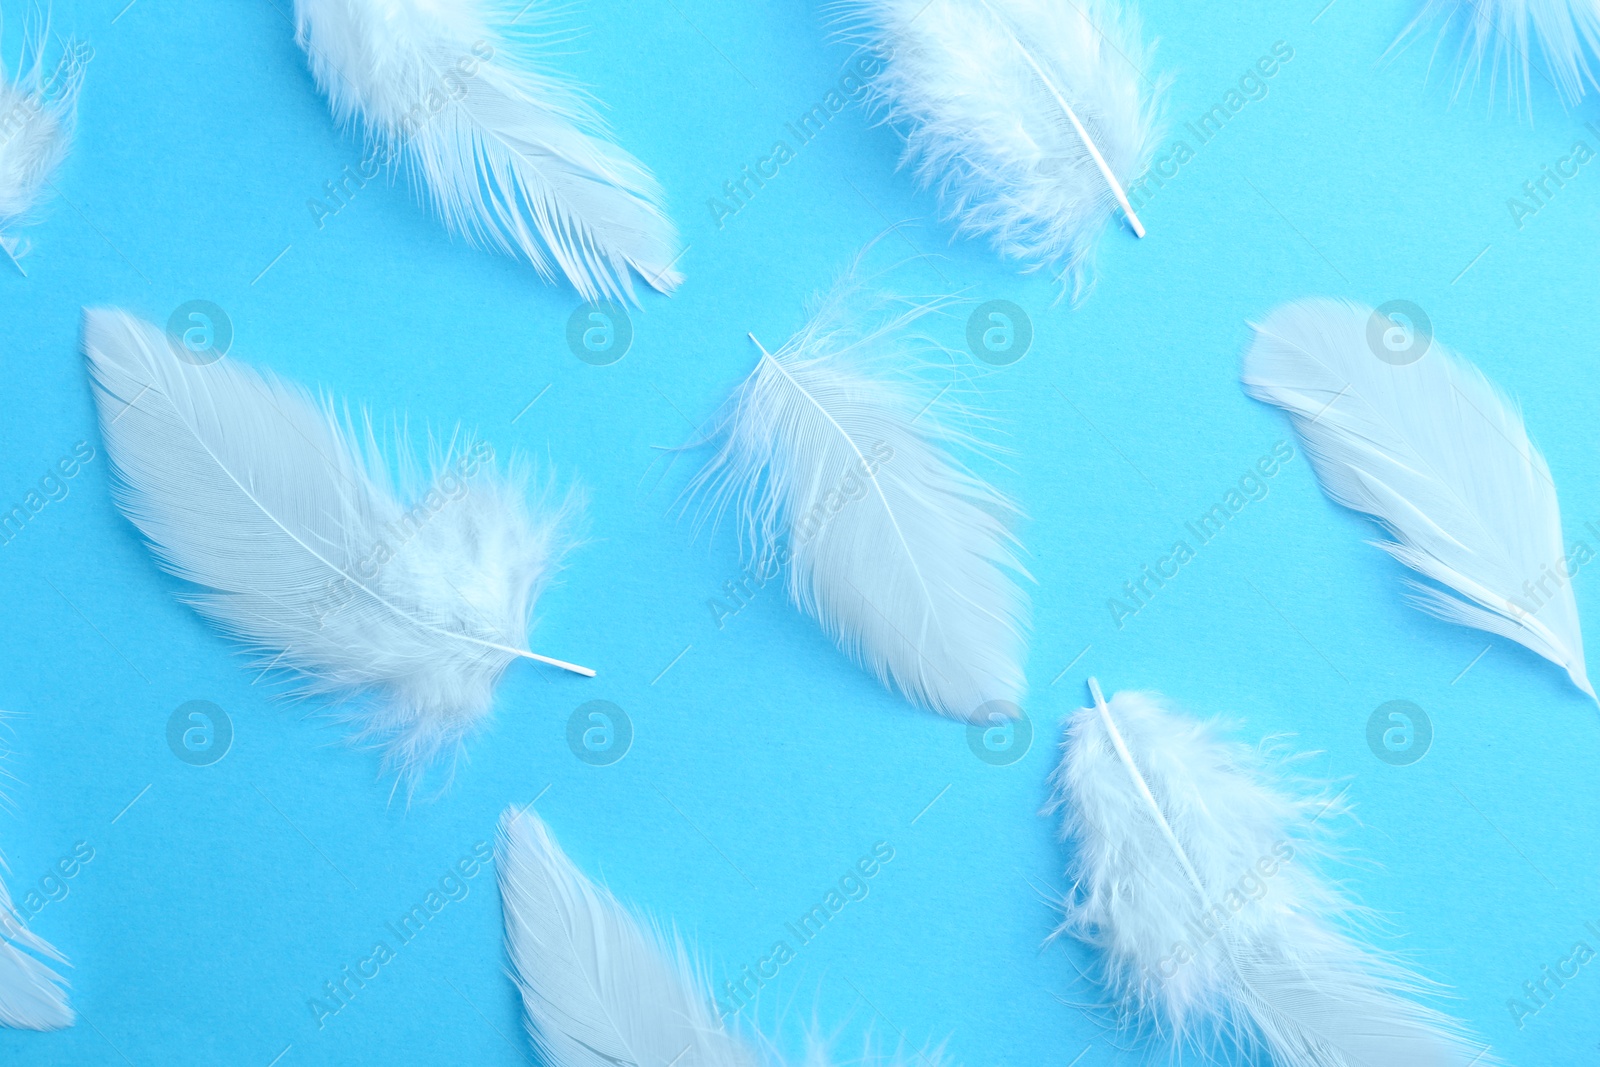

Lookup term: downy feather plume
[292,0,681,303]
[684,259,1029,722]
[498,805,948,1067]
[1048,680,1492,1066]
[83,308,587,787]
[834,0,1162,300]
[0,11,86,274]
[1392,0,1600,111]
[1242,298,1593,701]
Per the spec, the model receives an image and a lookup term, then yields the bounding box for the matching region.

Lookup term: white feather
[0,722,70,1030]
[685,259,1029,722]
[83,308,585,787]
[497,805,759,1067]
[0,872,70,1030]
[1049,681,1493,1066]
[292,0,681,303]
[1395,0,1600,110]
[1242,298,1593,701]
[498,806,950,1067]
[834,0,1161,300]
[0,12,85,272]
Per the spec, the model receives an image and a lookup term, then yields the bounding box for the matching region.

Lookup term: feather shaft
[508,648,593,676]
[972,0,1144,237]
[1086,677,1203,895]
[747,331,944,631]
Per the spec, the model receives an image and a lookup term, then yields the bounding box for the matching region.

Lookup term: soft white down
[686,260,1030,722]
[836,0,1162,300]
[1243,298,1592,702]
[292,0,682,303]
[83,309,581,786]
[1049,682,1494,1066]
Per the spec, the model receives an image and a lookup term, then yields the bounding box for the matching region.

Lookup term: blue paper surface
[1,0,1597,1063]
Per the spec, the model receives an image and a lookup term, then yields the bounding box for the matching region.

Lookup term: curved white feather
[0,722,70,1030]
[498,806,951,1067]
[83,308,583,785]
[1242,298,1592,700]
[685,263,1030,721]
[1048,682,1492,1066]
[0,12,86,272]
[497,806,759,1067]
[0,862,70,1029]
[1395,0,1600,110]
[835,0,1161,300]
[293,0,681,303]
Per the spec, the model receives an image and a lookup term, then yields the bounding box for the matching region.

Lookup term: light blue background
[1,0,1597,1063]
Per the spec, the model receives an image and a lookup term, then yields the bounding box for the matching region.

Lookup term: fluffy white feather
[1243,298,1592,701]
[685,260,1029,721]
[1049,680,1492,1066]
[0,12,85,273]
[498,806,949,1067]
[293,0,681,303]
[1395,0,1600,110]
[83,308,586,786]
[835,0,1161,300]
